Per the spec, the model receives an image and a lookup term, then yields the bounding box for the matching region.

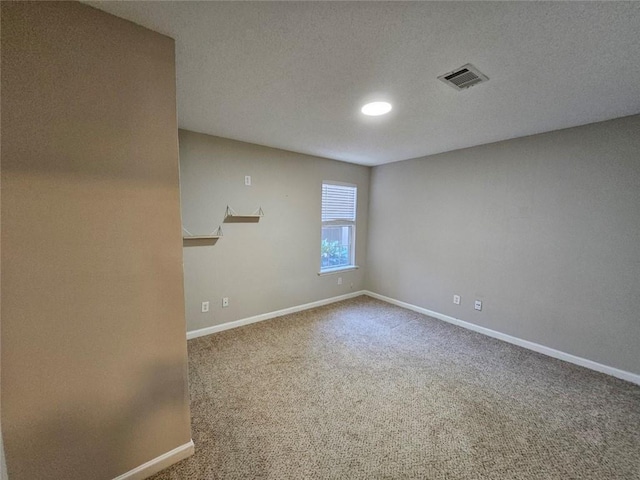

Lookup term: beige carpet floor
[150,296,640,479]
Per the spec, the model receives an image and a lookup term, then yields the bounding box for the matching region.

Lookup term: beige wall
[366,115,640,374]
[179,130,370,332]
[1,3,191,479]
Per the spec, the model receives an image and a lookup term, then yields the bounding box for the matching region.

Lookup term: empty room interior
[2,1,640,479]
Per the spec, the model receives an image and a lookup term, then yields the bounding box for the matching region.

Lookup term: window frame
[319,181,358,275]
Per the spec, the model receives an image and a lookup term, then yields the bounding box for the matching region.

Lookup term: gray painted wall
[179,131,370,331]
[366,115,640,374]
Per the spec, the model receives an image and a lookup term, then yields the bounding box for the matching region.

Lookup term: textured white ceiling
[87,1,640,166]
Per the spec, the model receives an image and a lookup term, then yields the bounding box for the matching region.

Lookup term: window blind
[322,183,357,222]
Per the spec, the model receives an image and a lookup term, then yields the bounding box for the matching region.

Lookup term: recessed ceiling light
[361,101,392,116]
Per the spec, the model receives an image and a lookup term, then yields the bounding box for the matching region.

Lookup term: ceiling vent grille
[438,64,489,91]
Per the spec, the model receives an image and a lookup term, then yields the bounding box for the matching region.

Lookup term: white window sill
[318,265,359,276]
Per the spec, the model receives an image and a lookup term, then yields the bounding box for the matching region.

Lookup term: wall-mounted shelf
[182,226,222,246]
[183,235,221,240]
[223,206,264,223]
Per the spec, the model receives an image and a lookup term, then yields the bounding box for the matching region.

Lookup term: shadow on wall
[4,360,187,480]
[1,425,7,480]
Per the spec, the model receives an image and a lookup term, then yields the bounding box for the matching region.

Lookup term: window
[321,182,357,273]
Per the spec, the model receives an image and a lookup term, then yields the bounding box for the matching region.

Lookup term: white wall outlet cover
[222,297,229,307]
[245,175,251,186]
[201,301,210,313]
[474,300,482,311]
[453,295,461,305]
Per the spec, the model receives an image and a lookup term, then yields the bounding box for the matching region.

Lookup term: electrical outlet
[338,277,343,285]
[474,300,482,311]
[222,297,229,308]
[245,175,251,186]
[201,301,209,313]
[453,294,461,305]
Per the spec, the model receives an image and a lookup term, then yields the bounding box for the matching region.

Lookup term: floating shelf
[182,226,222,246]
[182,235,221,240]
[224,206,264,223]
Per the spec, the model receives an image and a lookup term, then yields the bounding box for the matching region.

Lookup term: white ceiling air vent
[438,64,489,91]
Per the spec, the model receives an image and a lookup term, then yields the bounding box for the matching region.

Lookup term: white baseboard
[185,288,639,386]
[112,440,194,480]
[363,291,640,386]
[187,291,366,340]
